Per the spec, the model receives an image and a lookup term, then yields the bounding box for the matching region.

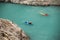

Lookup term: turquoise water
[0,3,60,40]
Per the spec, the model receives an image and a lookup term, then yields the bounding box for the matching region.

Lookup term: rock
[0,0,60,6]
[0,18,29,40]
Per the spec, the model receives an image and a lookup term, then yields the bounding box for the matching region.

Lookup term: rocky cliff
[0,18,29,40]
[0,0,60,5]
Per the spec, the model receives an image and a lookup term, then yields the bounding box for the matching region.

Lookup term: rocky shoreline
[0,18,29,40]
[0,0,60,6]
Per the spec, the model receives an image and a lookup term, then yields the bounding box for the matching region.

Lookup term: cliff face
[0,0,60,5]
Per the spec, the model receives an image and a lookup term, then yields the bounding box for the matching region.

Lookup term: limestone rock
[0,0,60,6]
[0,18,29,40]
